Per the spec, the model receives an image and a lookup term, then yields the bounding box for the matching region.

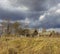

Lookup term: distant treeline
[1,19,60,37]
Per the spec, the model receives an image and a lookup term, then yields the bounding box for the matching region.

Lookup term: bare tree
[5,19,11,35]
[13,22,20,35]
[22,29,30,37]
[1,19,5,35]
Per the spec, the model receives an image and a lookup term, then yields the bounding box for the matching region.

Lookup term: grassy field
[0,37,60,54]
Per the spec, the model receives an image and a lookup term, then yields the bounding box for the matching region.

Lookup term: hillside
[0,37,60,54]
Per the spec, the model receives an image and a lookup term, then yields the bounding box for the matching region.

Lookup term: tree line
[1,19,60,37]
[1,19,38,37]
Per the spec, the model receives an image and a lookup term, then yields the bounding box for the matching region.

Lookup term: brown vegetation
[0,37,60,54]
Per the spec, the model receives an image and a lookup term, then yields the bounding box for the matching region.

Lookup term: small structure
[39,28,52,37]
[39,31,52,37]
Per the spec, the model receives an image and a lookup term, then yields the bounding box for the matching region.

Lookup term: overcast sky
[0,0,60,29]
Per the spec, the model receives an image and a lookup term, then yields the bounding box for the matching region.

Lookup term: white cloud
[0,0,11,8]
[15,6,29,11]
[36,3,60,29]
[0,19,15,24]
[16,17,30,25]
[56,9,60,14]
[49,7,56,12]
[39,11,50,21]
[0,0,29,11]
[24,18,30,25]
[39,3,60,21]
[57,3,60,7]
[39,14,45,21]
[0,19,3,22]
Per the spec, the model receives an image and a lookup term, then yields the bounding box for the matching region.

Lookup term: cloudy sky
[0,0,60,29]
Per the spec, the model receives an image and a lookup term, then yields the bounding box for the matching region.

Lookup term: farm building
[38,28,56,37]
[39,31,52,37]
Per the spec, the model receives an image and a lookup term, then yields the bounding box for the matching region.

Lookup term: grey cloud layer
[9,0,49,11]
[0,0,60,28]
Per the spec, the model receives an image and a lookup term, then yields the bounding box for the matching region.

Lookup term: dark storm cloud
[0,8,26,20]
[0,0,60,29]
[26,11,44,20]
[49,0,60,7]
[10,0,49,11]
[41,15,60,28]
[0,0,49,20]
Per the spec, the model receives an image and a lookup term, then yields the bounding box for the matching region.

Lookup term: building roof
[40,31,52,35]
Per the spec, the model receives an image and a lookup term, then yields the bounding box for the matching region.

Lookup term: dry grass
[0,36,60,54]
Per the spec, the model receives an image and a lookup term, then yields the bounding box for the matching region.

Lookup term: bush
[32,29,38,37]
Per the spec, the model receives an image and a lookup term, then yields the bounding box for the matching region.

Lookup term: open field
[0,37,60,54]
